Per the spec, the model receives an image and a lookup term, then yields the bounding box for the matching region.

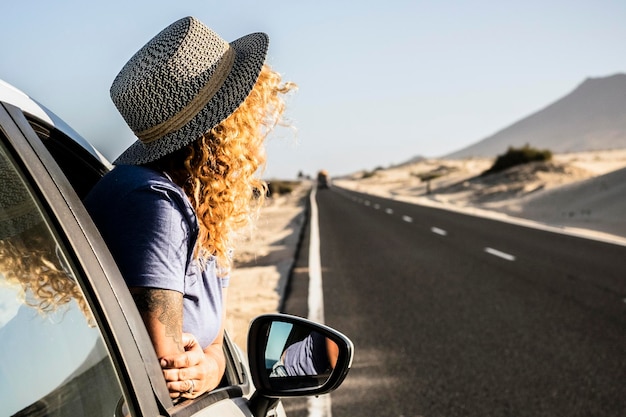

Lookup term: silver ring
[186,379,195,394]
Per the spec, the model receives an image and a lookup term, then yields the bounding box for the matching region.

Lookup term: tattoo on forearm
[132,288,183,352]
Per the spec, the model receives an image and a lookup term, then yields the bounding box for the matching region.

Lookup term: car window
[26,117,109,199]
[0,142,124,416]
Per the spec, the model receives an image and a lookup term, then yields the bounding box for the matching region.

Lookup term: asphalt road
[281,186,626,417]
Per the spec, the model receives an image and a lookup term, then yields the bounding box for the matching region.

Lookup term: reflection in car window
[0,143,124,416]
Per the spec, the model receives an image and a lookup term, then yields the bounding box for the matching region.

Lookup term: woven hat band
[135,45,236,144]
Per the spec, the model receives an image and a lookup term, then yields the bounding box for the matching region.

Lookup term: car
[317,170,331,189]
[0,79,353,417]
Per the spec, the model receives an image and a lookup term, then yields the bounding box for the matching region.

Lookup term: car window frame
[0,101,164,416]
[0,101,253,417]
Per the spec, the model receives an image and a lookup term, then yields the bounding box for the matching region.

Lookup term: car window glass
[0,142,124,416]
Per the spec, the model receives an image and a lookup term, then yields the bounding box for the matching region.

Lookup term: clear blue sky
[2,0,624,179]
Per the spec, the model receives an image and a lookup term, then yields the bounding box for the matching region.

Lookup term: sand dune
[499,166,626,238]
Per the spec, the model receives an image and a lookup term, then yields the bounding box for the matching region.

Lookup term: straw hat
[111,16,269,165]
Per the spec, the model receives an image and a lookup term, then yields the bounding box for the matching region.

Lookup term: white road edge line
[308,187,332,417]
[485,247,516,261]
[431,227,448,236]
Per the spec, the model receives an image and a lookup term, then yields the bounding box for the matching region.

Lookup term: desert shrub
[412,165,458,182]
[414,172,443,182]
[483,145,552,176]
[267,180,299,196]
[361,166,384,179]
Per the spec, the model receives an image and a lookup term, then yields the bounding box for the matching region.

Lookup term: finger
[162,366,195,382]
[161,337,203,369]
[166,380,186,394]
[160,353,190,369]
[161,349,203,369]
[162,367,181,382]
[181,379,200,400]
[181,332,198,349]
[167,380,185,399]
[166,379,196,398]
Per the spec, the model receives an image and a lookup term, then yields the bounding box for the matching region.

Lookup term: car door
[0,100,255,417]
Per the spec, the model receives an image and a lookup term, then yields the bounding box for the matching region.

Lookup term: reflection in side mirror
[268,329,338,380]
[248,314,354,398]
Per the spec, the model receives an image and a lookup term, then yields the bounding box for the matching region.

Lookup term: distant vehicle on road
[317,170,331,188]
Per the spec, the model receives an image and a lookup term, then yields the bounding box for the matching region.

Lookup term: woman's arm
[326,337,339,369]
[130,287,185,357]
[159,287,228,398]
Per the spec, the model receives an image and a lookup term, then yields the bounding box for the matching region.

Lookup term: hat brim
[113,32,269,165]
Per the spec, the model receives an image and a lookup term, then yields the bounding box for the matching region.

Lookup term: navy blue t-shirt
[84,165,227,349]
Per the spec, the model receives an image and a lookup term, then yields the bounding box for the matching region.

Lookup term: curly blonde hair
[149,64,296,273]
[0,224,94,325]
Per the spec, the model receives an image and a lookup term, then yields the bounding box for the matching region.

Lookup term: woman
[85,16,294,399]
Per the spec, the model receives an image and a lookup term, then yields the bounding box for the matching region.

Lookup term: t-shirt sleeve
[219,276,230,288]
[103,185,191,293]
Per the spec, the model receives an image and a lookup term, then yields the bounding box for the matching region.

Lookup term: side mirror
[247,314,354,398]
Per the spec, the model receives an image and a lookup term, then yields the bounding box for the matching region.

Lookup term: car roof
[0,79,111,168]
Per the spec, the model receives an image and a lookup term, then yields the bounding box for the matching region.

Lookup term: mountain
[445,73,626,159]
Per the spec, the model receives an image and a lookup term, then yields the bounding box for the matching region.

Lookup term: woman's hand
[160,333,224,399]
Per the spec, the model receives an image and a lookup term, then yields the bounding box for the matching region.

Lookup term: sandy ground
[226,149,626,347]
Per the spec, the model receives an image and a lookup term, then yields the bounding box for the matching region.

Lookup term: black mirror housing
[247,314,354,398]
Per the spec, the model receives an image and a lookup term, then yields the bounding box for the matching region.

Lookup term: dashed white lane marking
[485,247,516,261]
[402,215,413,223]
[308,187,332,417]
[364,200,371,206]
[431,227,448,236]
[385,208,394,214]
[373,203,380,210]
